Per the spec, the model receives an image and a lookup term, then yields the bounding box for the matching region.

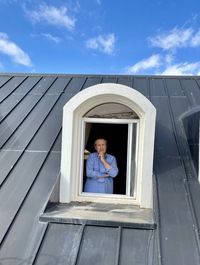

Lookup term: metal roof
[0,73,200,265]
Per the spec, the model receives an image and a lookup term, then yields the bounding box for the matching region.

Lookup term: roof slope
[0,74,200,265]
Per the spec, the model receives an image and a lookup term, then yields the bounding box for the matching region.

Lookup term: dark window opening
[183,112,199,173]
[83,123,128,195]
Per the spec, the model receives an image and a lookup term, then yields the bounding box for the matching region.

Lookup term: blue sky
[0,0,200,75]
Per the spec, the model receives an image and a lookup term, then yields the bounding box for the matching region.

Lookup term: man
[84,138,118,194]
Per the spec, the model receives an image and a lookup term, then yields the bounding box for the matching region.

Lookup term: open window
[80,102,139,199]
[60,83,156,208]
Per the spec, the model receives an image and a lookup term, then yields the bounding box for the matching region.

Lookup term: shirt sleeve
[86,154,106,179]
[106,156,118,178]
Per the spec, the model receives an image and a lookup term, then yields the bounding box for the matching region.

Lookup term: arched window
[60,83,156,208]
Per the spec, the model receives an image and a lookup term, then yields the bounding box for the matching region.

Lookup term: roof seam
[73,225,86,265]
[0,77,61,186]
[0,76,28,104]
[31,224,50,265]
[179,79,193,108]
[163,78,200,262]
[0,127,62,247]
[0,76,13,90]
[115,226,122,265]
[0,77,58,149]
[0,76,43,124]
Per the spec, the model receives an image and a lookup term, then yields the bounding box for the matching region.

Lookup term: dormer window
[60,83,156,208]
[81,103,139,198]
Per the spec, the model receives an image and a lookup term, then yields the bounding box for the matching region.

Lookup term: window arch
[60,83,156,208]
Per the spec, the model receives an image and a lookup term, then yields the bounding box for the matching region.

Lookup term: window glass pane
[130,123,137,197]
[85,103,138,119]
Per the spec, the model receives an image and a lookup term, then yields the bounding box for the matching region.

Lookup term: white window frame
[79,117,139,200]
[60,83,156,208]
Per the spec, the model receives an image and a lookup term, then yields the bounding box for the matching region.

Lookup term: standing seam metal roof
[0,74,200,265]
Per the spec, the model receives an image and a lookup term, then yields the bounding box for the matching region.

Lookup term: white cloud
[86,33,116,55]
[127,54,161,74]
[165,53,174,64]
[25,4,76,31]
[191,29,200,47]
[42,33,61,43]
[149,27,193,50]
[160,61,200,75]
[0,32,32,66]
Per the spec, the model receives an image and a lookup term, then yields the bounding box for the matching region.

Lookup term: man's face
[94,139,107,154]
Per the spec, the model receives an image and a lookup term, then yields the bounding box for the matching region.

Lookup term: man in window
[84,138,118,194]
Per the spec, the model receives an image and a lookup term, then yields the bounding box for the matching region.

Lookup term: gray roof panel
[3,95,60,150]
[0,94,41,148]
[12,76,42,95]
[29,76,56,95]
[101,76,118,84]
[46,76,71,94]
[117,76,133,87]
[64,76,87,93]
[133,77,149,98]
[27,93,73,152]
[165,78,185,97]
[0,150,22,186]
[180,79,200,107]
[76,225,119,265]
[34,224,83,265]
[151,97,179,158]
[0,75,12,88]
[0,76,27,102]
[0,152,61,264]
[0,151,47,244]
[82,76,102,90]
[119,229,155,265]
[0,94,31,122]
[51,131,62,152]
[150,78,166,97]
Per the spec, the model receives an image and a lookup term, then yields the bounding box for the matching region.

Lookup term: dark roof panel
[117,76,133,87]
[12,76,42,95]
[0,76,27,102]
[133,77,149,97]
[0,94,41,148]
[34,223,83,265]
[64,76,87,93]
[0,152,61,264]
[82,76,102,90]
[29,76,56,95]
[150,78,166,97]
[0,150,23,186]
[3,95,61,150]
[0,75,12,88]
[165,78,185,97]
[0,151,47,244]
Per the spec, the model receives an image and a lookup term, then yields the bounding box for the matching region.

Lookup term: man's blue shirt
[84,152,118,194]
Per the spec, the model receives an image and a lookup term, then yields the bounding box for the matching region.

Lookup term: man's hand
[98,152,111,170]
[98,152,105,161]
[97,174,109,179]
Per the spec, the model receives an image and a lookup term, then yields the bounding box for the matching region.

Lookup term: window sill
[40,202,156,229]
